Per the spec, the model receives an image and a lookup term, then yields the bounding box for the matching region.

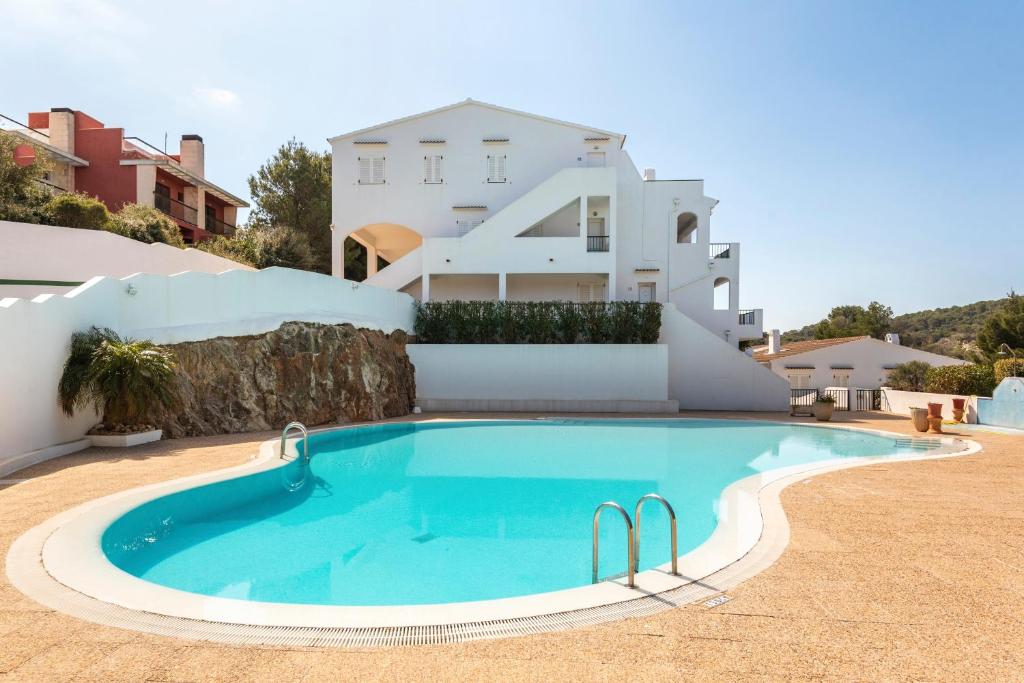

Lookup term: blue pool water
[102,420,929,606]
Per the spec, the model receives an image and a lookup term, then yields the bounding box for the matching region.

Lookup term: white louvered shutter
[358,157,372,184]
[423,155,442,183]
[487,154,507,183]
[372,156,385,184]
[457,218,483,236]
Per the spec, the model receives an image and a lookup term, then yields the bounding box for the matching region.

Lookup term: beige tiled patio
[1,412,1022,681]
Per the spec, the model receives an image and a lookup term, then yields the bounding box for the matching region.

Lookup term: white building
[753,331,967,390]
[329,99,762,346]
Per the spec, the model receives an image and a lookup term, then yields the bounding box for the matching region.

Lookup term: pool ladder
[592,494,679,588]
[280,421,310,462]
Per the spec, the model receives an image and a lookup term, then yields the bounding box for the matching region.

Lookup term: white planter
[88,429,162,448]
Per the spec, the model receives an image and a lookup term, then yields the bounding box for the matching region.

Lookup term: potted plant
[909,407,929,433]
[58,327,177,447]
[813,393,835,421]
[951,397,966,423]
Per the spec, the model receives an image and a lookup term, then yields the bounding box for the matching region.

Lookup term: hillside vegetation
[784,297,1010,359]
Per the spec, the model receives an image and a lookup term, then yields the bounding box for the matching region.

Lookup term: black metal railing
[790,387,851,411]
[855,388,882,411]
[587,235,610,252]
[738,309,756,325]
[206,214,236,237]
[790,388,818,407]
[709,243,732,259]
[154,192,198,226]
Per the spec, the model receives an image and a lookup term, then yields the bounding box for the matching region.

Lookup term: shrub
[885,361,931,391]
[107,204,185,248]
[196,226,314,270]
[923,364,996,397]
[413,301,662,344]
[58,327,177,428]
[44,192,111,230]
[994,358,1024,384]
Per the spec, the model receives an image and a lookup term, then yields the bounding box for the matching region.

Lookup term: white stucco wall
[0,220,252,299]
[880,388,978,423]
[659,304,789,411]
[408,343,675,412]
[764,338,967,390]
[0,268,415,476]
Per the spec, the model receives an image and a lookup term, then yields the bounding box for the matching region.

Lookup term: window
[457,218,483,236]
[586,151,606,167]
[423,155,442,184]
[638,282,656,303]
[358,156,385,184]
[677,212,698,243]
[788,373,810,389]
[577,283,606,303]
[713,277,731,310]
[832,371,851,388]
[487,154,507,183]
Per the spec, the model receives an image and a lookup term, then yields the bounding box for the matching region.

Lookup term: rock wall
[154,322,415,437]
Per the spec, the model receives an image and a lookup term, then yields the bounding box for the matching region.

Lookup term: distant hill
[783,297,1007,359]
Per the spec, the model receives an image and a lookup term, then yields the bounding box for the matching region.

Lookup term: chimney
[643,167,656,181]
[48,107,75,154]
[179,134,205,178]
[768,329,781,355]
[885,333,900,345]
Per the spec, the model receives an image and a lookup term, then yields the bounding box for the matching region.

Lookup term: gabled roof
[328,98,626,147]
[753,336,869,362]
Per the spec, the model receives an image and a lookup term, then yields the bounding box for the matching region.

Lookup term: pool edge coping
[6,418,981,644]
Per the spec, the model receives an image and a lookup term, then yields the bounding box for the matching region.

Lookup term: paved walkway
[1,413,1022,681]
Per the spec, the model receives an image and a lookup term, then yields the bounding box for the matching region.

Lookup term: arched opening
[713,276,731,310]
[676,212,698,243]
[345,222,423,281]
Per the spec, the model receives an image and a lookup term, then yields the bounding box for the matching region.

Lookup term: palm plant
[58,327,177,429]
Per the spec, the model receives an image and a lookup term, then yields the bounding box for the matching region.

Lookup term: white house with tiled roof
[329,99,762,347]
[753,330,967,390]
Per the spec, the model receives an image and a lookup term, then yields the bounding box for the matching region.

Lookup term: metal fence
[790,388,855,411]
[855,389,882,411]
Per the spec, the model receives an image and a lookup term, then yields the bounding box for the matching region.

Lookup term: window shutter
[358,157,372,184]
[457,218,483,236]
[487,154,506,183]
[423,155,442,183]
[372,157,385,184]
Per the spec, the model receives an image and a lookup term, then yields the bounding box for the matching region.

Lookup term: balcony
[736,307,764,341]
[738,309,757,325]
[206,214,236,237]
[587,235,610,252]
[709,243,732,259]
[154,191,197,226]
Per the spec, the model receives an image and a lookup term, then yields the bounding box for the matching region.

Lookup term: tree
[813,301,893,339]
[0,132,53,222]
[107,204,185,248]
[976,292,1024,359]
[196,226,315,270]
[44,192,111,230]
[886,361,931,391]
[247,139,333,273]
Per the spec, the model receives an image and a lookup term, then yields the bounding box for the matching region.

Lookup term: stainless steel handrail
[280,421,309,461]
[592,501,636,588]
[634,493,678,575]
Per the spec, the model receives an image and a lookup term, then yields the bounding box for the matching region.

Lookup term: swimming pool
[98,419,948,607]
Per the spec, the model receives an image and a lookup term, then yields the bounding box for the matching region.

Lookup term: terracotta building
[3,108,248,243]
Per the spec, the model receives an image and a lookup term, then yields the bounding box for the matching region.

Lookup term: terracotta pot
[927,416,944,433]
[952,398,966,411]
[909,407,929,433]
[813,401,834,422]
[952,408,965,423]
[927,402,943,418]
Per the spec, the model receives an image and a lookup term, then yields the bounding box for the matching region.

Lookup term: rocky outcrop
[153,322,415,437]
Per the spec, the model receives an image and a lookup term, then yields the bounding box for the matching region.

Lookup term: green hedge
[994,358,1024,384]
[923,364,996,397]
[413,301,662,344]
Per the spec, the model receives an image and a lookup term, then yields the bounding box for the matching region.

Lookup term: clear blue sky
[3,0,1021,330]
